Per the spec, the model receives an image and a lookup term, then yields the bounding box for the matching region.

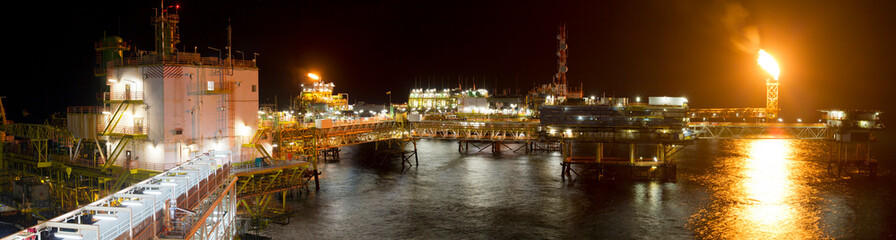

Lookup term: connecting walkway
[688,122,830,139]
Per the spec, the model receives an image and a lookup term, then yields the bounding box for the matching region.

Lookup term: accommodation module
[89,7,258,170]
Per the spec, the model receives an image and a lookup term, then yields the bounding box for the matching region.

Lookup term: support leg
[629,143,636,179]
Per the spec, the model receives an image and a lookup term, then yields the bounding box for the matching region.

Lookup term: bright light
[144,190,162,195]
[797,118,802,123]
[102,111,111,115]
[307,73,320,80]
[777,118,783,122]
[93,214,119,221]
[236,124,253,137]
[742,139,793,234]
[121,200,143,206]
[636,97,641,103]
[757,49,780,80]
[54,231,83,239]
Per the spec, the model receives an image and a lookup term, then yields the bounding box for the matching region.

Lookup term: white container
[408,113,423,122]
[315,118,333,128]
[648,96,688,106]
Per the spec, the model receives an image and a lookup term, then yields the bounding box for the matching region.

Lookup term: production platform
[0,8,883,240]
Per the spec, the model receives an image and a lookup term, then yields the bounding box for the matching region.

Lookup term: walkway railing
[688,122,830,139]
[108,53,257,69]
[2,151,234,240]
[103,91,144,102]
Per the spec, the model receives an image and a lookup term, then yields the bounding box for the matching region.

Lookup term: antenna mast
[556,24,568,92]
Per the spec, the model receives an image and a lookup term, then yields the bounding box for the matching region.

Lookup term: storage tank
[66,107,103,139]
[95,36,129,78]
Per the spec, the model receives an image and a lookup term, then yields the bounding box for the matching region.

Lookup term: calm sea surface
[264,138,896,239]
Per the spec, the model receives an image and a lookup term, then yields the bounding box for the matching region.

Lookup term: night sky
[6,0,896,124]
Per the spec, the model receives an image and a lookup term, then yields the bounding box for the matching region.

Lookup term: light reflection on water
[263,139,895,239]
[689,139,825,239]
[743,140,795,236]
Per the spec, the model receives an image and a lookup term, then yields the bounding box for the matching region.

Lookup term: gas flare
[307,73,321,80]
[757,49,780,80]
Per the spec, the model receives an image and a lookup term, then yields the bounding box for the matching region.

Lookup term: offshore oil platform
[0,7,884,240]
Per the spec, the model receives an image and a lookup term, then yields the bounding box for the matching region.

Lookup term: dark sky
[5,0,896,123]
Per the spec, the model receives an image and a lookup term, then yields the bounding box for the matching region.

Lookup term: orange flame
[757,49,780,80]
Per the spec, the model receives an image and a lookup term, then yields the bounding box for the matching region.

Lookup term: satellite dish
[560,66,568,73]
[560,43,567,50]
[556,51,561,57]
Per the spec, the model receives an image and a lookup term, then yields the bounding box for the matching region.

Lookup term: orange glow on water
[743,139,793,234]
[691,139,826,238]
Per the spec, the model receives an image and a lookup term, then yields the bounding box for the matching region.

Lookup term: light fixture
[93,214,118,221]
[144,190,162,195]
[55,230,83,239]
[121,201,144,206]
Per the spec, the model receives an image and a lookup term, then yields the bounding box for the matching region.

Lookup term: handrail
[2,152,229,240]
[67,106,105,114]
[183,177,237,240]
[108,53,257,69]
[97,124,148,136]
[104,91,144,101]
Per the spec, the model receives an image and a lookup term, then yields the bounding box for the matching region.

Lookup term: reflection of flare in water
[744,139,793,235]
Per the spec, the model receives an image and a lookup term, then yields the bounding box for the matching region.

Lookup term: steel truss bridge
[197,119,841,210]
[687,122,830,140]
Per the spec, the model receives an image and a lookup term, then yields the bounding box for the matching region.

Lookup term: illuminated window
[207,81,215,91]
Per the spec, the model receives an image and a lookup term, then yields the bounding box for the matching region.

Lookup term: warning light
[176,5,180,9]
